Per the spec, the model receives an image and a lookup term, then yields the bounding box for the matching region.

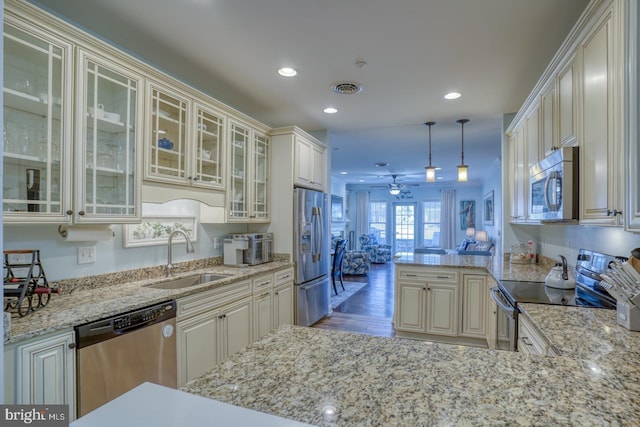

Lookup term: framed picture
[123,216,197,248]
[459,200,475,230]
[483,190,495,226]
[331,195,344,221]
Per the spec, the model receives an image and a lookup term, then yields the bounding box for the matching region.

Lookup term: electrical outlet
[78,246,96,264]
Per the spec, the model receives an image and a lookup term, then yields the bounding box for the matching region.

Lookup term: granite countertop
[5,260,293,344]
[183,325,640,426]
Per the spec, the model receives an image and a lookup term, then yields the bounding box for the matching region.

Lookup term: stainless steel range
[491,249,623,351]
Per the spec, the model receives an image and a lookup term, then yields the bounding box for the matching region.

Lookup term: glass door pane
[393,203,416,253]
[149,87,187,181]
[195,106,223,187]
[83,58,138,217]
[229,122,249,219]
[3,24,67,218]
[252,133,269,219]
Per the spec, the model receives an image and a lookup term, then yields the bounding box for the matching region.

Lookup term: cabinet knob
[68,343,76,349]
[187,176,192,180]
[192,176,199,181]
[78,211,86,216]
[66,210,74,216]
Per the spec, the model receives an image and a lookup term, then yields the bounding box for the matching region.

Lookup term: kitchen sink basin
[145,274,229,290]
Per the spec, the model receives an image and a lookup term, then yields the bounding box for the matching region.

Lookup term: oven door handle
[491,287,516,318]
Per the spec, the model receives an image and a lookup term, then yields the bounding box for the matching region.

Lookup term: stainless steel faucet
[166,230,195,277]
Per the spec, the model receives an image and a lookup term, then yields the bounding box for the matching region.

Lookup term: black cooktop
[498,280,615,309]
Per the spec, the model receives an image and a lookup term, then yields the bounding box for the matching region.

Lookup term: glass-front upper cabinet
[228,120,249,220]
[252,132,269,221]
[3,20,73,223]
[146,82,189,184]
[193,103,224,188]
[75,49,143,223]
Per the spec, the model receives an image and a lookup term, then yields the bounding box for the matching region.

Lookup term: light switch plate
[78,246,96,264]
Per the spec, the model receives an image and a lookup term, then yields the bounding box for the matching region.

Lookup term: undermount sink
[145,274,229,290]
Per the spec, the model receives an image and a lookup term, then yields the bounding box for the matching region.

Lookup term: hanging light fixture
[424,121,437,182]
[456,119,469,182]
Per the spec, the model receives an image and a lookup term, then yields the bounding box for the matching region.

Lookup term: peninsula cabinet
[4,330,76,419]
[176,280,253,386]
[227,118,270,223]
[578,3,624,226]
[144,81,225,191]
[460,274,488,339]
[252,273,274,341]
[518,313,556,356]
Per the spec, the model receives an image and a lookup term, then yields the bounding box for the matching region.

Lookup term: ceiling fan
[371,174,419,194]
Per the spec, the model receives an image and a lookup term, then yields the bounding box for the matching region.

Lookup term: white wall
[3,200,248,281]
[482,158,503,251]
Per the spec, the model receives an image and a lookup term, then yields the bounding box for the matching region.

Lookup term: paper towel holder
[58,224,115,241]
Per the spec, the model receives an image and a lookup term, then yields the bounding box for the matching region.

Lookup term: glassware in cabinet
[76,50,143,221]
[193,105,224,188]
[228,121,249,220]
[147,84,189,182]
[252,133,269,220]
[3,21,72,222]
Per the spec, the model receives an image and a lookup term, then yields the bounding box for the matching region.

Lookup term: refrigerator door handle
[312,206,322,262]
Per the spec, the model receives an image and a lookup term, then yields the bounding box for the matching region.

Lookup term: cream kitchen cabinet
[176,279,253,386]
[4,329,76,419]
[540,81,556,157]
[518,313,556,356]
[557,58,577,147]
[145,81,225,191]
[394,267,459,338]
[626,1,640,232]
[579,3,624,226]
[3,3,145,224]
[295,134,326,191]
[3,15,73,223]
[508,125,527,223]
[460,274,488,339]
[227,118,270,222]
[252,273,274,340]
[75,48,144,223]
[273,268,294,328]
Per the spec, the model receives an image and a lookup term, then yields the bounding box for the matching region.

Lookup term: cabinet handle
[78,211,86,216]
[436,275,449,279]
[218,314,226,319]
[521,336,533,346]
[68,343,76,349]
[406,274,418,277]
[66,210,73,216]
[607,209,622,216]
[259,292,270,297]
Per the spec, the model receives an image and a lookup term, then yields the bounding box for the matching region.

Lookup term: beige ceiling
[35,0,590,185]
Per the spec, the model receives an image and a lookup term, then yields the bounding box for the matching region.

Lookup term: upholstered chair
[359,233,392,264]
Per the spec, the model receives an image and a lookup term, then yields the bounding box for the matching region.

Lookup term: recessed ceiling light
[277,67,298,77]
[375,162,389,168]
[324,107,338,114]
[358,179,365,182]
[340,171,348,175]
[444,92,461,100]
[437,177,443,180]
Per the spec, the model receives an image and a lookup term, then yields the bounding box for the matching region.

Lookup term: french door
[393,202,416,253]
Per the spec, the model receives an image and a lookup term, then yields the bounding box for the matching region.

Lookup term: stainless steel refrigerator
[293,187,330,326]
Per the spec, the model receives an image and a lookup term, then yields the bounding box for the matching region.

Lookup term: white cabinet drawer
[518,315,549,356]
[177,280,252,320]
[274,268,294,286]
[252,274,273,292]
[397,267,458,282]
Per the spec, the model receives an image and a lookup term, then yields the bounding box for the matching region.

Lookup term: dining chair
[331,239,347,295]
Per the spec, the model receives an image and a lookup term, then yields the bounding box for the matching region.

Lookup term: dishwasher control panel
[76,300,177,349]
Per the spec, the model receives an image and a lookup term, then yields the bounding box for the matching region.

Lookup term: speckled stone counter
[5,259,293,344]
[183,325,640,426]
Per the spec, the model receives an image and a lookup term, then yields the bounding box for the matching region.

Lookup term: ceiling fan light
[389,188,401,196]
[425,166,436,182]
[457,164,468,182]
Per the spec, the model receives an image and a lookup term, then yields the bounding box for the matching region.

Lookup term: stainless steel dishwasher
[75,300,177,417]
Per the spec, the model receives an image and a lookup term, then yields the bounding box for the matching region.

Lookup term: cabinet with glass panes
[145,81,225,191]
[227,118,270,222]
[75,49,143,223]
[3,18,73,223]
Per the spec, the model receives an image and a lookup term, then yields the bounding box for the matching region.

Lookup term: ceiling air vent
[331,81,363,95]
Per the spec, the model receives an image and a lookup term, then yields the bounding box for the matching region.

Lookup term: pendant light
[424,121,437,182]
[456,119,469,182]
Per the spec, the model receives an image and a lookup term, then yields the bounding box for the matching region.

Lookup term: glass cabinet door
[77,50,142,221]
[252,133,269,221]
[3,22,72,222]
[194,104,224,188]
[228,121,249,220]
[148,84,188,183]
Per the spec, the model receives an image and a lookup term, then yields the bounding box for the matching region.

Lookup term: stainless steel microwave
[529,147,578,222]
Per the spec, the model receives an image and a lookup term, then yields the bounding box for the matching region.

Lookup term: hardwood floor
[312,263,396,337]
